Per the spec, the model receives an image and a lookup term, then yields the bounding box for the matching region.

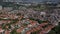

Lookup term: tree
[48,22,60,34]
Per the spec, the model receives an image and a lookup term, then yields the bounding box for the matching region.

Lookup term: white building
[0,5,2,10]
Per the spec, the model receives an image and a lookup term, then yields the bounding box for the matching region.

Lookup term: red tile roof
[26,23,48,34]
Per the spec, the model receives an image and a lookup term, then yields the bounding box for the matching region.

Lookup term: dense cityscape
[0,0,60,34]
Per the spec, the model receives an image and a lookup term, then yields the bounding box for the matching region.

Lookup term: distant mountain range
[3,0,59,3]
[2,0,60,4]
